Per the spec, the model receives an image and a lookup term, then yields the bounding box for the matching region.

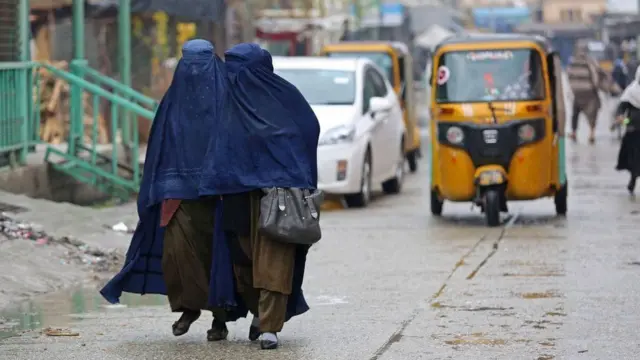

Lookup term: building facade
[541,0,606,24]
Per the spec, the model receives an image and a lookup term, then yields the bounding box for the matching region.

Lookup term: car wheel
[345,149,372,208]
[382,141,405,194]
[407,150,418,173]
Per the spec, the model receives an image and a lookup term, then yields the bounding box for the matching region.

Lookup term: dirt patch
[444,333,510,346]
[0,213,124,310]
[502,272,564,277]
[519,291,562,299]
[545,311,567,317]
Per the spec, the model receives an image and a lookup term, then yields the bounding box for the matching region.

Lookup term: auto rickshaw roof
[324,41,410,55]
[434,33,552,54]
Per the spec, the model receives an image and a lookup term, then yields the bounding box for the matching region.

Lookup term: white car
[273,56,406,208]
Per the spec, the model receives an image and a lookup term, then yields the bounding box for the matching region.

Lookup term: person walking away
[612,57,630,91]
[612,66,640,194]
[100,39,247,341]
[567,42,606,143]
[198,43,320,350]
[610,57,630,137]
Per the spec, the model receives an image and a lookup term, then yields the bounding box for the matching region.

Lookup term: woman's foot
[172,310,201,336]
[569,132,577,141]
[260,332,278,350]
[628,177,637,194]
[249,317,261,341]
[206,319,229,341]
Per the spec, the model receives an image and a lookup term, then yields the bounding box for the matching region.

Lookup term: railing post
[119,0,132,171]
[18,0,30,164]
[70,0,85,155]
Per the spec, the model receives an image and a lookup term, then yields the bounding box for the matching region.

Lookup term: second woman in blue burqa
[199,43,320,350]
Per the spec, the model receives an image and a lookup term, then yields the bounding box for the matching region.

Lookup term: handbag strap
[303,189,319,219]
[277,188,286,211]
[276,188,319,219]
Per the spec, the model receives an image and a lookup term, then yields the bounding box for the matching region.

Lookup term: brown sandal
[172,310,201,336]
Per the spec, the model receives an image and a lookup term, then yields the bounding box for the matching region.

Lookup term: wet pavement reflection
[0,287,166,340]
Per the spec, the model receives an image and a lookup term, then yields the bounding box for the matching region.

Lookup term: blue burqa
[198,43,319,194]
[199,43,320,320]
[100,40,247,319]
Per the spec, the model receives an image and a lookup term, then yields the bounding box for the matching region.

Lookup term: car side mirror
[369,97,392,115]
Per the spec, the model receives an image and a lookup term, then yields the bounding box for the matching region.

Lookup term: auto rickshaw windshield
[326,51,394,82]
[435,48,545,103]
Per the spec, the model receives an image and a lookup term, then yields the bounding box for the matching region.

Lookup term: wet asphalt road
[2,94,640,359]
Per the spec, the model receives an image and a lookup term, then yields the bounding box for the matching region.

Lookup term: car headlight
[319,125,356,146]
[446,126,464,145]
[518,124,536,143]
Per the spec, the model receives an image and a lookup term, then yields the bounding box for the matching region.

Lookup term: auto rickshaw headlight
[446,126,464,145]
[518,124,536,143]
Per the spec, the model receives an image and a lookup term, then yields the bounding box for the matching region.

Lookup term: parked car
[273,56,406,208]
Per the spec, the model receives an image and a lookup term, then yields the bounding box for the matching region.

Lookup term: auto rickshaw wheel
[430,189,443,216]
[407,150,418,173]
[484,189,501,227]
[554,181,568,215]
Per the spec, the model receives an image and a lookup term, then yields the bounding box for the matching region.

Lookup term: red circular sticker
[437,66,450,85]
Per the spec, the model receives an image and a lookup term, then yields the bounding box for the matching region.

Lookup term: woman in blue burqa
[100,39,247,341]
[198,43,320,350]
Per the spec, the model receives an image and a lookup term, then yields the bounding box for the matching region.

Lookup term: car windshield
[435,49,545,103]
[326,51,394,82]
[275,68,356,105]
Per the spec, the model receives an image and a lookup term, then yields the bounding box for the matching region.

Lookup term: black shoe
[207,319,229,341]
[260,333,279,350]
[172,310,201,336]
[628,177,637,194]
[249,325,261,341]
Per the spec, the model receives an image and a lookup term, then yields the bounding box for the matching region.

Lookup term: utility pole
[374,0,381,40]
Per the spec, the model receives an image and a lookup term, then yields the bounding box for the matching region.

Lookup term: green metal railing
[0,61,34,166]
[72,61,159,145]
[39,62,156,198]
[0,61,157,199]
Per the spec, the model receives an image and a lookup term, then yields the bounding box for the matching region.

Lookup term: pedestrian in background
[567,41,609,143]
[613,66,640,194]
[612,56,630,92]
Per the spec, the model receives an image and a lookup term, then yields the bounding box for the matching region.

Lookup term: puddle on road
[0,286,166,340]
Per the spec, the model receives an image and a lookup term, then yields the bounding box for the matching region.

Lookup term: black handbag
[258,188,323,245]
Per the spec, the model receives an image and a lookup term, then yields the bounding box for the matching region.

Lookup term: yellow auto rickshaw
[319,41,422,172]
[429,34,568,226]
